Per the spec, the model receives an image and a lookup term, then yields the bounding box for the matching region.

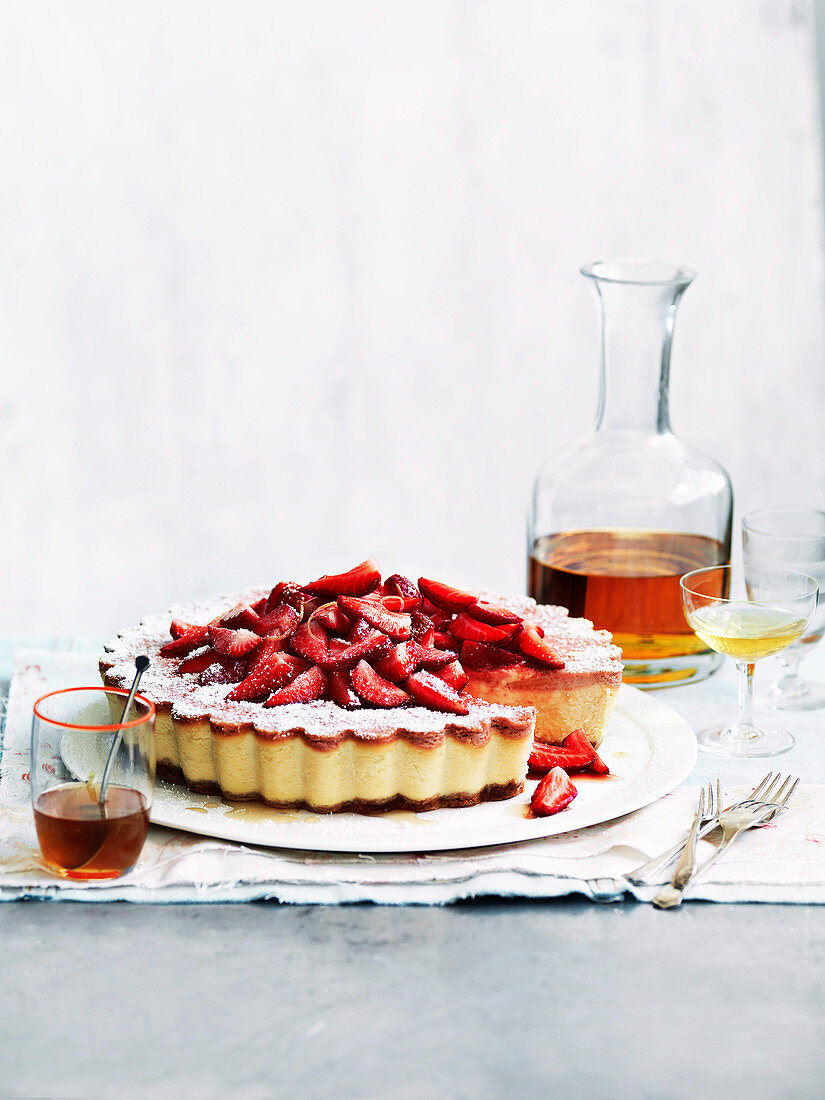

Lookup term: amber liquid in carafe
[529,529,728,660]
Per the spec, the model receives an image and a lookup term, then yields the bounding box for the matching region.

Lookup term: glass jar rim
[742,507,825,539]
[32,686,155,731]
[581,260,696,287]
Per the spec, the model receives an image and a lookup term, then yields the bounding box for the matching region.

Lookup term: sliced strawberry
[411,644,454,670]
[179,646,222,674]
[160,626,210,657]
[289,620,330,664]
[374,642,417,684]
[264,665,327,707]
[529,739,594,774]
[352,660,410,708]
[170,618,199,640]
[563,728,609,775]
[324,630,392,670]
[432,630,460,652]
[460,641,526,672]
[217,603,261,631]
[348,616,373,643]
[310,602,352,634]
[265,582,307,618]
[249,596,267,615]
[410,611,435,644]
[377,594,405,613]
[518,624,565,669]
[246,636,289,676]
[467,600,522,626]
[199,660,246,686]
[530,767,577,817]
[227,652,306,701]
[383,575,422,609]
[208,625,262,659]
[417,577,477,612]
[437,659,469,693]
[304,558,381,598]
[338,596,411,639]
[255,603,301,639]
[449,613,522,644]
[326,669,362,709]
[405,670,469,715]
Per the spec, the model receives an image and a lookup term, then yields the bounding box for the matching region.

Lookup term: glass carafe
[528,261,733,687]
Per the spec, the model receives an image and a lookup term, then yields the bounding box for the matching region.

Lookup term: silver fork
[626,772,777,885]
[652,774,799,909]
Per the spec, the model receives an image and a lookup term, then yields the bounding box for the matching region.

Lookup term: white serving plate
[141,685,697,853]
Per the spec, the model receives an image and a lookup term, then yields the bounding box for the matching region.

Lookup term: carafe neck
[583,261,695,435]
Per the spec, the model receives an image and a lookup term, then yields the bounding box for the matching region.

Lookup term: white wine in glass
[681,566,817,757]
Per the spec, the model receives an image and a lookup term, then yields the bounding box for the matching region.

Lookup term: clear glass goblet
[742,508,825,710]
[680,565,817,757]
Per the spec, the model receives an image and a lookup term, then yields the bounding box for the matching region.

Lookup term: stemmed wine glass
[742,508,825,710]
[680,565,817,757]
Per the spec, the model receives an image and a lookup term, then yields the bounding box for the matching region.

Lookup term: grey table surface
[2,641,825,1098]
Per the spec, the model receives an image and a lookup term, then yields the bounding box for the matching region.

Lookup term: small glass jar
[528,261,733,687]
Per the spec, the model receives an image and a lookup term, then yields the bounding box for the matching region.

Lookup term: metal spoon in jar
[98,656,150,814]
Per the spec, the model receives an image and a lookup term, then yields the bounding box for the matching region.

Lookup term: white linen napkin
[3,648,825,905]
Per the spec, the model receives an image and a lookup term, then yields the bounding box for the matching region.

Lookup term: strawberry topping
[255,604,301,639]
[325,669,363,709]
[518,625,566,669]
[217,604,261,631]
[160,626,210,657]
[179,646,222,674]
[374,642,417,684]
[170,618,199,639]
[449,613,522,644]
[436,659,469,693]
[263,665,327,707]
[530,767,577,817]
[304,558,381,597]
[417,577,477,612]
[199,660,246,686]
[405,671,469,715]
[289,620,330,664]
[208,625,262,659]
[226,652,307,702]
[467,600,521,626]
[338,596,412,639]
[351,660,411,708]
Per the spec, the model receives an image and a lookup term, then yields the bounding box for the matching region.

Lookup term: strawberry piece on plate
[338,596,412,640]
[518,624,566,669]
[351,660,411,708]
[374,642,417,684]
[436,659,469,693]
[208,625,262,659]
[264,665,327,707]
[417,577,477,612]
[178,646,222,675]
[326,669,363,709]
[255,604,301,639]
[289,620,330,664]
[160,626,210,657]
[449,613,522,644]
[563,728,610,775]
[467,600,522,626]
[528,738,595,774]
[227,652,306,702]
[405,671,469,715]
[304,558,381,598]
[530,767,578,817]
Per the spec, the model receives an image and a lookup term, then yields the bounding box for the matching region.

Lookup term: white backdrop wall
[1,0,824,635]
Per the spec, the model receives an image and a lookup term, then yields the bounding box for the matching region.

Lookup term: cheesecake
[99,560,621,813]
